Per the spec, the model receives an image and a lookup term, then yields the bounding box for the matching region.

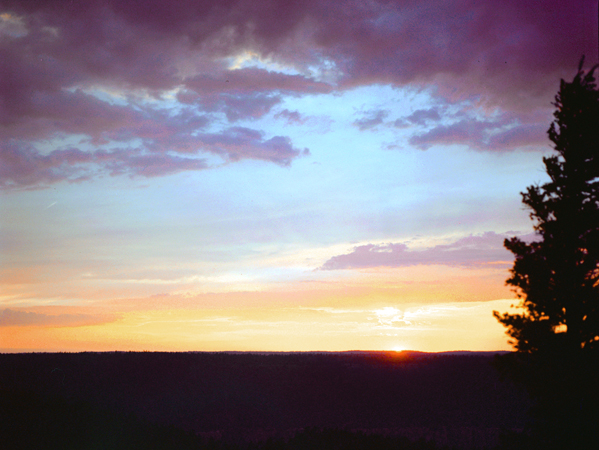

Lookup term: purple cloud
[332,1,597,111]
[99,150,209,178]
[219,94,282,122]
[486,123,550,151]
[1,124,308,188]
[274,109,308,125]
[0,141,211,188]
[183,69,332,96]
[3,0,594,114]
[408,108,442,125]
[410,119,489,150]
[0,141,92,188]
[0,0,595,188]
[395,107,443,127]
[409,116,548,151]
[321,232,514,270]
[354,110,389,131]
[178,90,283,122]
[195,127,308,166]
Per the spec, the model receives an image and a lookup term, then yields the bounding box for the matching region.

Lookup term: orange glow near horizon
[0,299,516,353]
[1,263,517,353]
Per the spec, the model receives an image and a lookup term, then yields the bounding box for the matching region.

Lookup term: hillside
[0,351,530,449]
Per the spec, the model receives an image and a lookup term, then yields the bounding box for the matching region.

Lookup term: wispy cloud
[0,125,308,188]
[394,107,443,128]
[321,232,516,270]
[274,109,308,125]
[409,116,548,152]
[354,109,389,131]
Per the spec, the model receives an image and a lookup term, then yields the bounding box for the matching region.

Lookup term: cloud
[0,140,207,188]
[320,232,514,270]
[4,0,595,111]
[0,308,112,327]
[0,12,26,38]
[486,122,550,151]
[0,0,595,187]
[0,141,102,188]
[410,118,548,152]
[372,306,411,327]
[353,109,389,131]
[331,0,597,111]
[98,149,209,178]
[183,68,332,96]
[178,90,283,122]
[195,127,308,166]
[394,107,442,127]
[0,124,307,188]
[274,109,308,125]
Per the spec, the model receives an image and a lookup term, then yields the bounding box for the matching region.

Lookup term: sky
[1,0,597,352]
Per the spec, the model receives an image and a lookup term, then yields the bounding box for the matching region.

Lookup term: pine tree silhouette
[494,57,599,449]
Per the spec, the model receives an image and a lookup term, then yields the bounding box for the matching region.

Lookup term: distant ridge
[0,349,513,356]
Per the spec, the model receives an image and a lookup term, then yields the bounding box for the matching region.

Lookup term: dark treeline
[492,60,599,449]
[0,351,529,449]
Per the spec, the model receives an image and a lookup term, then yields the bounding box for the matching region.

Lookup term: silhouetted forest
[0,351,530,449]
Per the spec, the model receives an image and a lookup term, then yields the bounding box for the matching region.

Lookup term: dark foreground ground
[0,351,531,449]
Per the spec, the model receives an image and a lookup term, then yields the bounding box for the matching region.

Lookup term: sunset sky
[1,0,597,352]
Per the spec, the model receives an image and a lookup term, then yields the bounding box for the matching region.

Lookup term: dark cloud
[321,232,515,270]
[0,308,113,327]
[331,1,597,111]
[0,0,595,187]
[183,68,333,96]
[3,0,594,110]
